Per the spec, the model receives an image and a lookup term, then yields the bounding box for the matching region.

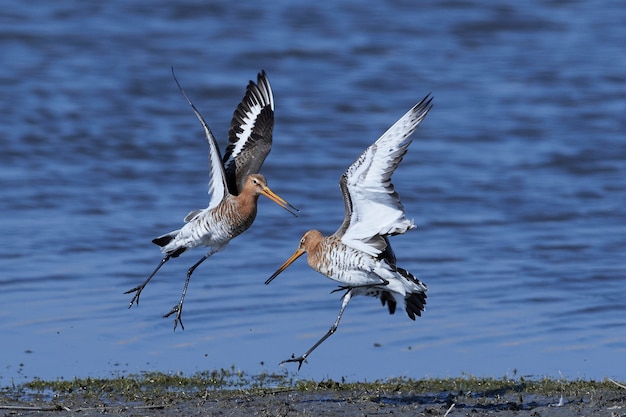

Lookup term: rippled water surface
[1,1,625,384]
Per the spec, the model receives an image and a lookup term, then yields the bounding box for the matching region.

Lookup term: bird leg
[280,289,354,371]
[163,248,217,331]
[125,255,171,308]
[330,277,389,294]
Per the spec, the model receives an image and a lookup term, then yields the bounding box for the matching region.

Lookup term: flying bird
[127,69,299,330]
[265,94,432,369]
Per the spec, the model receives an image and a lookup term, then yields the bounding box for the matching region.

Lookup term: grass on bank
[1,367,624,405]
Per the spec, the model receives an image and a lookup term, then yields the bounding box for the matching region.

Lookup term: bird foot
[279,354,308,371]
[163,305,185,331]
[330,285,351,294]
[124,286,143,308]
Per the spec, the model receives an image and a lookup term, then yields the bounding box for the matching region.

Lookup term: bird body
[153,174,274,257]
[266,94,433,369]
[296,231,427,315]
[126,70,298,330]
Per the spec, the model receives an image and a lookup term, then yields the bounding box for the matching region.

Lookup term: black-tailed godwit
[265,94,432,369]
[126,70,298,330]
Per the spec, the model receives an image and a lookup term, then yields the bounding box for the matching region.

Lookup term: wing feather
[336,94,433,256]
[223,70,274,195]
[172,69,228,211]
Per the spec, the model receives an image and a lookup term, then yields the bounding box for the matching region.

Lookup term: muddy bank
[2,373,625,416]
[3,389,625,416]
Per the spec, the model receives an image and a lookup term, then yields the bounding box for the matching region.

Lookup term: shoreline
[2,372,624,416]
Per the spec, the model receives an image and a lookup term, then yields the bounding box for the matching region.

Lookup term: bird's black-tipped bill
[262,187,300,216]
[265,249,305,285]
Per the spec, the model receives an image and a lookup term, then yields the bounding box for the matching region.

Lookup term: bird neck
[232,191,259,220]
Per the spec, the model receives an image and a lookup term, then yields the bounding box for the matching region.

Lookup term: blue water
[1,0,625,385]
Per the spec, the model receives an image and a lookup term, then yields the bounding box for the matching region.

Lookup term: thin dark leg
[281,289,354,371]
[125,255,171,308]
[163,249,216,331]
[330,277,389,294]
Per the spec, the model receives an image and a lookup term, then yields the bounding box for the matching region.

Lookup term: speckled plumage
[126,71,298,331]
[266,94,433,369]
[157,176,264,257]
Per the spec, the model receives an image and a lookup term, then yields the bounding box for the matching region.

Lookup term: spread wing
[222,70,274,195]
[172,69,228,211]
[334,94,433,256]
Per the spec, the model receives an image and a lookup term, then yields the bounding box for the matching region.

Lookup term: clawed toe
[163,306,185,331]
[330,286,350,294]
[279,354,308,371]
[125,288,142,308]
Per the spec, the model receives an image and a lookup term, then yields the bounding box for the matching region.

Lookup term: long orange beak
[261,186,300,217]
[265,248,305,285]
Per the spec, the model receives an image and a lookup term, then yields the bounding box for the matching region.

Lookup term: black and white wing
[334,94,433,256]
[172,69,228,211]
[222,70,274,195]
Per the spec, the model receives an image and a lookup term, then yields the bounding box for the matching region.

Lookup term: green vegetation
[1,367,623,405]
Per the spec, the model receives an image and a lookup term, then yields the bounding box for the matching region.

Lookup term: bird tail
[397,267,428,320]
[379,291,397,315]
[152,230,186,258]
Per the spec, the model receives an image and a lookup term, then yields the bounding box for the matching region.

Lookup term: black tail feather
[405,292,427,320]
[380,291,397,315]
[396,267,427,320]
[152,235,174,247]
[152,233,186,258]
[354,266,427,320]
